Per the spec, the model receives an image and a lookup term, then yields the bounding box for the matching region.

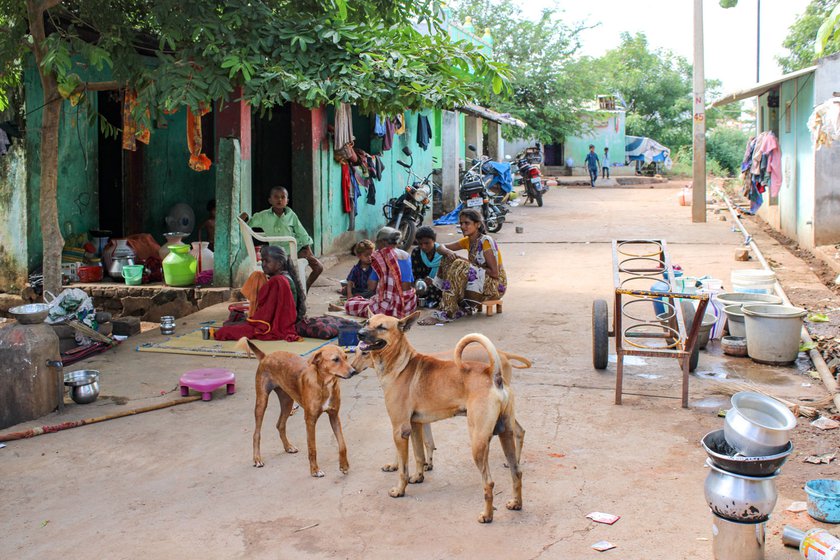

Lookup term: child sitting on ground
[411,226,443,308]
[345,239,375,299]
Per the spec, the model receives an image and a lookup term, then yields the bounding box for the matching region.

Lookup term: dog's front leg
[408,422,426,484]
[305,412,324,477]
[389,423,411,497]
[422,423,435,471]
[327,409,349,474]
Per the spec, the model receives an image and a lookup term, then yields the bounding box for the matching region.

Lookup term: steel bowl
[9,303,51,324]
[64,370,100,404]
[704,458,779,522]
[701,429,793,476]
[724,392,796,457]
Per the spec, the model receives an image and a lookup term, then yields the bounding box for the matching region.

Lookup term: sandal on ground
[418,312,451,326]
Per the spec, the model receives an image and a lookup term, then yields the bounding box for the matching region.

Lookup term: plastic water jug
[162,245,197,286]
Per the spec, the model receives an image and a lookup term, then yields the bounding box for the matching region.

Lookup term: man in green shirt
[241,186,323,291]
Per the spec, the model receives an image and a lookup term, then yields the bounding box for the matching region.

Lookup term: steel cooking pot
[108,256,135,279]
[724,391,796,457]
[704,459,779,522]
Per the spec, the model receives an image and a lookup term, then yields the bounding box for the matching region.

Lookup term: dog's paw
[381,463,398,472]
[477,512,494,524]
[423,462,434,472]
[408,473,424,484]
[311,470,325,478]
[339,463,349,475]
[284,445,299,454]
[388,487,405,498]
[505,498,522,511]
[254,459,264,468]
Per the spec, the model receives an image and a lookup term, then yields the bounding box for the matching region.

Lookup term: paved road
[2,183,832,559]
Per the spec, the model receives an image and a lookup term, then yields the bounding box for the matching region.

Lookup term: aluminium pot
[704,458,779,523]
[711,512,766,560]
[724,391,796,457]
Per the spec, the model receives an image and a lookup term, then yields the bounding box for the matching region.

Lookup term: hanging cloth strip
[416,114,433,150]
[334,103,355,149]
[187,104,212,171]
[122,89,150,151]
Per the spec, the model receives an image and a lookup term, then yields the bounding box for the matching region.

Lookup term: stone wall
[73,285,233,322]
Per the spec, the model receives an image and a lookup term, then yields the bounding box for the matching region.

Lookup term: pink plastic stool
[179,368,236,401]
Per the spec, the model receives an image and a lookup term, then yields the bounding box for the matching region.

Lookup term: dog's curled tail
[454,333,503,389]
[500,352,532,369]
[235,337,266,361]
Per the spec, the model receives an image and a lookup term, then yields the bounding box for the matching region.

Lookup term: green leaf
[808,313,830,323]
[492,75,503,95]
[800,341,817,352]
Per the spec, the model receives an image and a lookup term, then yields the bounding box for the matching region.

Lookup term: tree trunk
[27,0,65,297]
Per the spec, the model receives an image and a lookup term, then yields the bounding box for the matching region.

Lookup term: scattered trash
[812,416,840,430]
[697,370,728,380]
[591,541,616,552]
[0,442,5,449]
[808,313,830,323]
[800,342,818,352]
[717,409,728,418]
[635,373,661,380]
[586,512,620,525]
[40,520,49,528]
[608,355,647,366]
[804,452,836,465]
[803,383,813,387]
[294,523,319,533]
[808,371,823,380]
[787,501,809,513]
[783,526,840,558]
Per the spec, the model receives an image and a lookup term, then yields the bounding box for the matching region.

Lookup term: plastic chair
[237,217,307,281]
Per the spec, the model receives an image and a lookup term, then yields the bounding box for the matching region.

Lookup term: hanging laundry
[335,103,355,150]
[394,113,406,135]
[122,89,150,152]
[187,104,212,172]
[382,118,396,151]
[416,114,433,150]
[373,115,387,137]
[808,97,840,149]
[341,163,353,214]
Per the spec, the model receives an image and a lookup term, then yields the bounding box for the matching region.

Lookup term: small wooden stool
[482,299,503,317]
[179,368,236,401]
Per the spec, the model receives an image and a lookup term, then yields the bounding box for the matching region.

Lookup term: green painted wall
[0,143,28,290]
[564,111,626,168]
[316,109,436,254]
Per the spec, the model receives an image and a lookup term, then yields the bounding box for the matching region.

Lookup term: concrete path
[2,182,835,559]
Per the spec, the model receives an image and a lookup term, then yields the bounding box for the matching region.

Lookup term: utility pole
[692,0,706,223]
[756,0,761,82]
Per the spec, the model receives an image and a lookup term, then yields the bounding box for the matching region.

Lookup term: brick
[112,316,141,336]
[734,248,750,262]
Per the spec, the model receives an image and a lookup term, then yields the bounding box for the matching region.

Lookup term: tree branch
[40,0,64,12]
[78,81,120,92]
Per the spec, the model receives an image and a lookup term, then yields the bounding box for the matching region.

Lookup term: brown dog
[350,343,530,473]
[356,312,524,523]
[241,339,357,477]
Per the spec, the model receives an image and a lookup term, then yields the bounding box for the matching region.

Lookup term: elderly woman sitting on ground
[342,227,417,319]
[418,208,507,324]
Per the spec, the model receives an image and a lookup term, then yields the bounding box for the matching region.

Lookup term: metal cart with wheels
[592,239,709,408]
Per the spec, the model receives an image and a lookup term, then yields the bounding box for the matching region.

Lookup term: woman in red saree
[214,246,305,341]
[344,227,417,318]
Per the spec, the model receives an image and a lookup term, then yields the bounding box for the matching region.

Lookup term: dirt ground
[2,181,840,559]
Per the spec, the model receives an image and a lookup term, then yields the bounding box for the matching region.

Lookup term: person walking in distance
[601,147,611,179]
[584,145,600,188]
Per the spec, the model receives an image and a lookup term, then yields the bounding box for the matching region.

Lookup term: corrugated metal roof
[455,104,527,128]
[711,66,817,107]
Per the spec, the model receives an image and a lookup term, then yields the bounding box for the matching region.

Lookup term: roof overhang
[711,66,817,107]
[455,104,527,128]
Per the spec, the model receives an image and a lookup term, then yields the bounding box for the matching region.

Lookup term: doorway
[251,104,293,212]
[97,91,124,236]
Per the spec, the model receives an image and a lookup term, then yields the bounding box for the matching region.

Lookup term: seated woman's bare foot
[328,303,345,312]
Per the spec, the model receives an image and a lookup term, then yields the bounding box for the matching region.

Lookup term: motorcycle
[459,144,509,233]
[383,146,432,250]
[513,148,546,207]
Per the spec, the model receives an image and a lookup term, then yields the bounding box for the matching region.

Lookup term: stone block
[146,299,196,322]
[95,311,112,323]
[734,248,750,262]
[112,316,141,336]
[97,322,113,337]
[50,324,77,340]
[121,296,153,317]
[59,337,78,354]
[197,290,227,310]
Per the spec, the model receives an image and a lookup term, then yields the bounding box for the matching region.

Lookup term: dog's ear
[399,311,421,332]
[366,307,375,319]
[308,349,323,367]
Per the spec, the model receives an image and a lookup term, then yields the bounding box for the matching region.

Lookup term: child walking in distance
[584,145,600,188]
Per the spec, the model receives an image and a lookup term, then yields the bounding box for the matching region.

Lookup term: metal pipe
[719,190,840,412]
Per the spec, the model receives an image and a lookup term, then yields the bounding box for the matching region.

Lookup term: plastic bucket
[724,305,747,338]
[121,264,144,286]
[338,325,360,347]
[700,278,724,292]
[650,269,685,317]
[715,292,783,308]
[711,513,765,560]
[698,313,717,350]
[731,269,776,294]
[742,304,807,364]
[805,479,840,523]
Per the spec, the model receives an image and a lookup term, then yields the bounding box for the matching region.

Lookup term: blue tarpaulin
[433,203,464,225]
[484,161,513,193]
[625,135,672,168]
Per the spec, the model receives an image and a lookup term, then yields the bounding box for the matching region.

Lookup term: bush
[707,126,750,176]
[667,145,734,178]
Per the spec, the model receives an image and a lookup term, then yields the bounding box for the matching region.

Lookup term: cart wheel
[681,299,699,372]
[592,299,609,370]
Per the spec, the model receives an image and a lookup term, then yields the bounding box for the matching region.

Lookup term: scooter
[459,144,508,233]
[383,146,432,249]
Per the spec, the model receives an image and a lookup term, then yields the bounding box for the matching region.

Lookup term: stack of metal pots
[702,391,797,560]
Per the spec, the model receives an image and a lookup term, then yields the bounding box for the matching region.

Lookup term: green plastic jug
[162,245,197,286]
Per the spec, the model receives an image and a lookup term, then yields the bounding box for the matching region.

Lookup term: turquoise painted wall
[563,111,626,168]
[316,109,436,254]
[23,61,216,271]
[24,66,99,269]
[795,75,815,246]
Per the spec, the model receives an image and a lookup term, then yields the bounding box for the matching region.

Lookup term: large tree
[777,0,840,72]
[0,0,506,296]
[449,0,595,143]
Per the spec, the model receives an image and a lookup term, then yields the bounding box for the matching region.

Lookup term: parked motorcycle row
[383,143,546,249]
